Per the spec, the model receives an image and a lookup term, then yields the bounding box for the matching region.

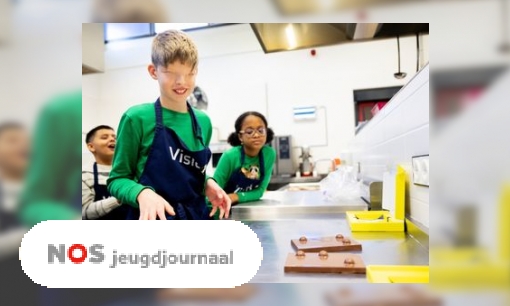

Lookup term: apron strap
[154,99,164,128]
[240,148,246,165]
[93,162,99,187]
[259,148,265,179]
[187,103,205,147]
[154,99,205,147]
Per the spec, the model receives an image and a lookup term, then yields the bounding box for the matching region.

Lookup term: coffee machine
[271,135,294,177]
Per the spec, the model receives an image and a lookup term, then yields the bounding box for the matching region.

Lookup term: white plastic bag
[320,165,362,202]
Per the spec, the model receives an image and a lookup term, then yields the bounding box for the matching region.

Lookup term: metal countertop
[230,190,429,283]
[231,190,368,221]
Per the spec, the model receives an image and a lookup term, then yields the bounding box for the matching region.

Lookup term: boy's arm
[107,113,151,208]
[237,147,276,203]
[82,177,120,219]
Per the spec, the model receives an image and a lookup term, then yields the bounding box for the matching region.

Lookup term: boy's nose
[175,74,185,84]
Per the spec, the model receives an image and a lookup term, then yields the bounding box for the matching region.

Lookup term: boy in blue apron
[213,112,276,208]
[82,125,128,219]
[107,30,230,220]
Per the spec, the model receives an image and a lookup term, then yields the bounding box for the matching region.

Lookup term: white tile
[404,124,429,158]
[409,198,429,228]
[401,83,429,130]
[409,183,429,204]
[387,135,407,165]
[381,105,403,141]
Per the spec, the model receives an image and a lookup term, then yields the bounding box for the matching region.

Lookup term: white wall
[349,64,429,229]
[82,74,101,166]
[83,24,427,167]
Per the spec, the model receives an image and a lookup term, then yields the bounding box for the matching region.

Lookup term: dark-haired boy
[82,125,125,219]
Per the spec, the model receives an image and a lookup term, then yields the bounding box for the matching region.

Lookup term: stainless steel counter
[230,189,429,283]
[242,218,429,283]
[231,190,368,221]
[267,175,326,190]
[269,175,327,184]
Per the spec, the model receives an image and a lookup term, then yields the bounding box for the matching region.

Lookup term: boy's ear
[148,64,158,80]
[86,142,95,153]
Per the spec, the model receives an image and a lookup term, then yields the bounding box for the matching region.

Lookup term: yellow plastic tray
[347,165,406,232]
[430,247,510,288]
[367,265,429,283]
[346,211,405,232]
[351,231,406,240]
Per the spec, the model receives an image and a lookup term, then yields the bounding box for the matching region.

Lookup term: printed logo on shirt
[169,147,206,172]
[241,165,260,180]
[233,183,261,194]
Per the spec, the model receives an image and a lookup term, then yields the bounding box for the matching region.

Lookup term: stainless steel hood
[250,23,428,54]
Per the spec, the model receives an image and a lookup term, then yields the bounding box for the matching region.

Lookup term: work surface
[230,190,429,283]
[231,190,367,220]
[242,218,429,283]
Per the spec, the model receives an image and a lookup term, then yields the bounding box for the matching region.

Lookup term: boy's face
[148,61,197,105]
[87,129,116,160]
[0,127,30,175]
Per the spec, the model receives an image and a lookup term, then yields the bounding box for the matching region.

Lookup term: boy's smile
[173,87,188,96]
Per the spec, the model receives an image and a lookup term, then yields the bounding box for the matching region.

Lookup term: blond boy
[107,30,230,220]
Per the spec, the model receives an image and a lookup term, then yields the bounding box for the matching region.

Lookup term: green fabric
[19,90,82,227]
[107,103,212,208]
[213,145,276,203]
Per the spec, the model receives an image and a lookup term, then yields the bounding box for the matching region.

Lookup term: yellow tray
[351,231,406,240]
[346,211,405,232]
[347,166,406,232]
[367,265,429,283]
[430,248,510,287]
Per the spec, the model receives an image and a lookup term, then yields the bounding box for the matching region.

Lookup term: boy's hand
[137,189,175,220]
[205,179,231,219]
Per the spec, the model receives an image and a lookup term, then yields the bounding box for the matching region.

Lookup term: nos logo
[48,244,105,264]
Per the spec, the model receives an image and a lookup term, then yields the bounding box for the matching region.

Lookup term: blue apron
[223,148,265,199]
[92,162,128,220]
[124,99,212,220]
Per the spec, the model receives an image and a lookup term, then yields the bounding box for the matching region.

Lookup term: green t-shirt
[213,145,276,203]
[107,102,212,208]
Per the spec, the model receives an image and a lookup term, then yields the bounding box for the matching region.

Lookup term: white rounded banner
[20,220,262,288]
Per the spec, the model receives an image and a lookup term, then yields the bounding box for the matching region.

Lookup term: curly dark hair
[227,111,274,147]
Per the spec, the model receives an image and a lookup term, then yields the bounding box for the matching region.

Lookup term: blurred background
[1,0,510,305]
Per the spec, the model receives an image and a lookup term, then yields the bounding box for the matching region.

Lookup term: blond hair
[151,29,198,69]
